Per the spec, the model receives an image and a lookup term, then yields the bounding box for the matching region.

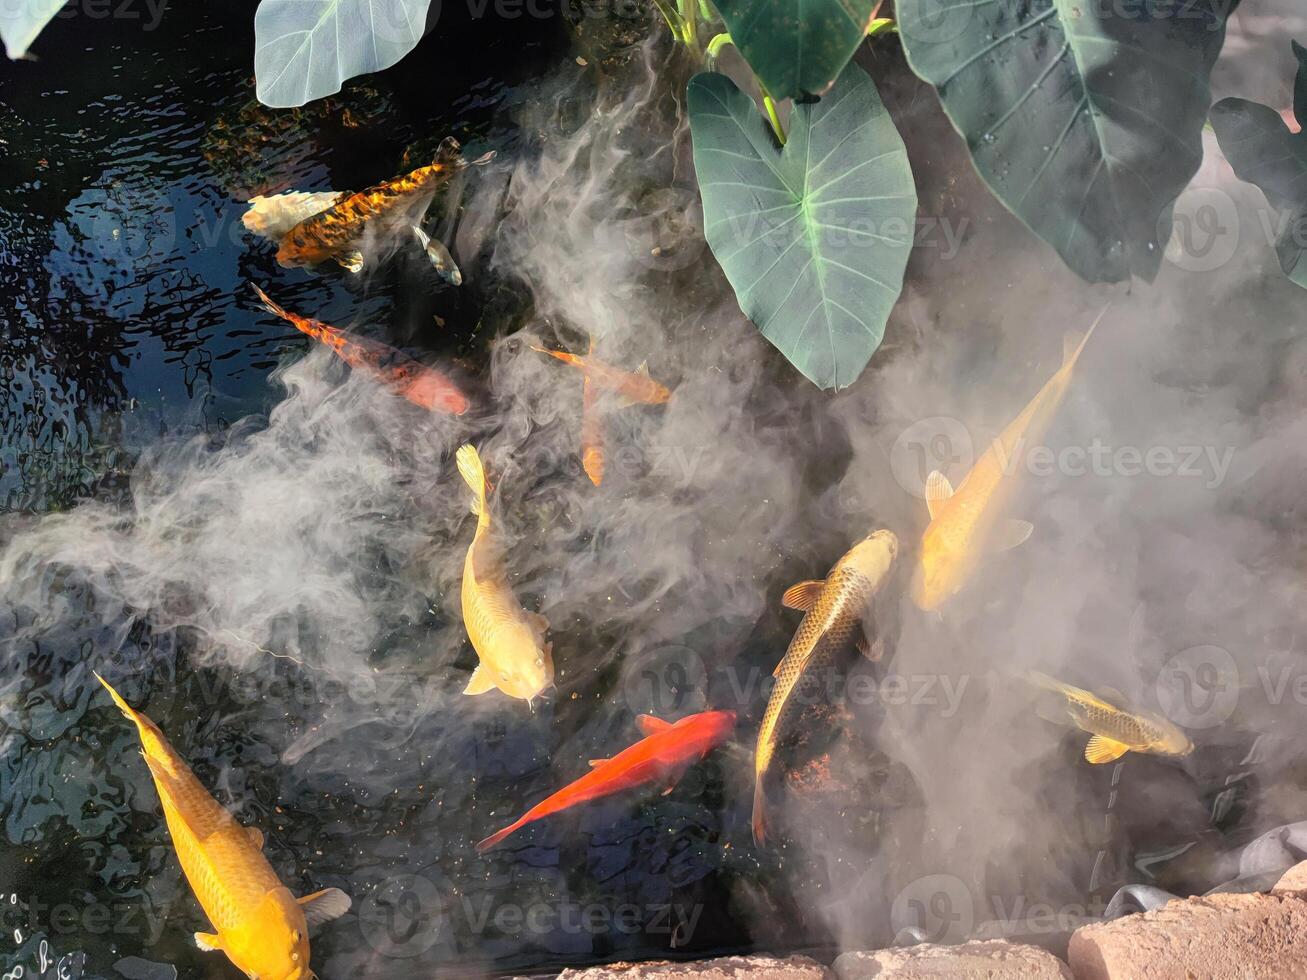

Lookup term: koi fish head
[1148,718,1194,757]
[847,529,899,585]
[229,887,311,980]
[910,528,954,612]
[491,630,554,702]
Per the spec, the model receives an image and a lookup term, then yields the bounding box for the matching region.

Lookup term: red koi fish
[251,284,469,415]
[476,709,736,852]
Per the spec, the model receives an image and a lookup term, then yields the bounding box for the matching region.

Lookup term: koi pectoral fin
[245,826,264,850]
[781,580,824,611]
[298,887,352,929]
[924,471,955,519]
[194,932,222,953]
[464,665,497,696]
[856,629,884,662]
[990,519,1034,553]
[1085,735,1130,764]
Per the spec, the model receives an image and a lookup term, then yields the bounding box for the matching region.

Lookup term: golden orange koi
[1028,671,1193,763]
[754,530,899,845]
[275,137,470,272]
[251,284,469,415]
[911,311,1106,611]
[456,444,554,702]
[95,673,349,980]
[530,344,672,406]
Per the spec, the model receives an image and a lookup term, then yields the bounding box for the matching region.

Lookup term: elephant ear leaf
[1210,41,1307,289]
[896,0,1239,284]
[0,0,63,59]
[255,0,432,108]
[688,62,917,391]
[710,0,880,101]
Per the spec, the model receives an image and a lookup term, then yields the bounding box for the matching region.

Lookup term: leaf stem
[652,0,686,42]
[762,90,786,145]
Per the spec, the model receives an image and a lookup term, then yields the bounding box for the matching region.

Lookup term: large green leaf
[1210,41,1307,290]
[0,0,63,59]
[711,0,878,101]
[255,0,432,108]
[897,0,1238,284]
[688,62,917,390]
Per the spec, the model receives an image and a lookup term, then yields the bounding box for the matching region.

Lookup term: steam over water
[4,1,1307,975]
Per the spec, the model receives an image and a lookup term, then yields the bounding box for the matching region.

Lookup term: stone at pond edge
[1068,892,1307,979]
[555,954,830,979]
[1273,859,1307,895]
[833,940,1072,978]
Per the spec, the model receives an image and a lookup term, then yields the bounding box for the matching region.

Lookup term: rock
[833,941,1071,978]
[556,955,830,979]
[1068,892,1307,979]
[1273,859,1307,895]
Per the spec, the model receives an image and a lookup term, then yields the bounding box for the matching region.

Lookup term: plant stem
[678,0,699,48]
[705,31,733,60]
[652,0,686,41]
[762,91,786,146]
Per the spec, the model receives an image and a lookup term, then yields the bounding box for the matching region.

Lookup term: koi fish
[250,284,469,415]
[911,310,1106,611]
[273,137,474,272]
[456,444,553,702]
[1028,671,1193,763]
[754,529,899,846]
[579,348,605,486]
[94,673,349,980]
[530,344,672,406]
[411,225,462,286]
[476,710,737,852]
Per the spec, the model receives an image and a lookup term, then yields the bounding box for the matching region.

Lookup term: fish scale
[753,531,898,845]
[276,150,464,268]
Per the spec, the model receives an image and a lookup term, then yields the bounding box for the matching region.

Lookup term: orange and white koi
[95,673,349,980]
[530,344,672,406]
[477,710,736,852]
[251,284,469,415]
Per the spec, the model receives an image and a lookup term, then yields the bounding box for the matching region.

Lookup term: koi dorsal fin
[636,714,672,736]
[781,580,824,611]
[434,136,462,167]
[588,758,609,768]
[924,471,954,519]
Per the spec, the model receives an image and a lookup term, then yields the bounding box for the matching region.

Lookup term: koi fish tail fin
[94,672,177,777]
[751,779,768,847]
[250,283,291,324]
[475,820,523,854]
[434,136,464,169]
[456,444,489,527]
[94,671,139,724]
[1062,305,1109,369]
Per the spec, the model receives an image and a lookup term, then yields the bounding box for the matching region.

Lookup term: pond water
[3,2,1307,979]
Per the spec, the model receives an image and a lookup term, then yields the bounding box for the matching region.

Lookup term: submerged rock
[1068,892,1307,979]
[833,940,1071,979]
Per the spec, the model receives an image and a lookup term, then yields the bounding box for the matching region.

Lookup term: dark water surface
[0,3,1300,979]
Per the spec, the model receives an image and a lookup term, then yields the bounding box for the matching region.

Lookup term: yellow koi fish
[455,444,554,702]
[94,673,349,979]
[754,529,899,845]
[1028,671,1193,763]
[911,311,1106,610]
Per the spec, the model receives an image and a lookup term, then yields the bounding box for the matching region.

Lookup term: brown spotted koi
[251,284,469,415]
[274,137,473,273]
[754,529,899,846]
